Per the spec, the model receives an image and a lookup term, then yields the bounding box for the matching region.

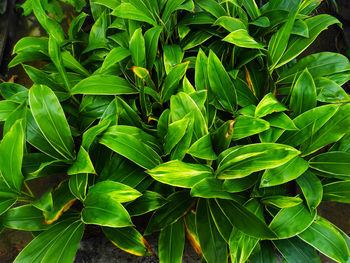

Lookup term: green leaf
[43,181,76,224]
[278,52,350,84]
[269,203,316,239]
[323,180,350,204]
[145,191,194,235]
[298,217,350,263]
[99,47,131,72]
[103,226,153,256]
[223,174,257,193]
[232,115,270,141]
[250,16,270,27]
[208,50,237,113]
[264,112,298,130]
[126,191,167,217]
[214,16,246,31]
[69,173,88,201]
[273,237,321,263]
[159,219,185,263]
[68,147,95,175]
[195,48,209,91]
[181,30,212,50]
[223,29,265,49]
[82,119,111,151]
[290,68,317,117]
[267,0,301,70]
[2,205,48,231]
[32,0,65,44]
[208,199,233,242]
[68,12,88,40]
[144,26,163,70]
[196,199,228,263]
[162,0,186,22]
[147,160,213,188]
[161,62,189,102]
[276,15,341,68]
[71,75,137,95]
[13,37,48,55]
[261,196,303,208]
[82,190,132,227]
[188,134,217,160]
[163,45,184,74]
[292,19,309,37]
[278,104,339,147]
[29,85,75,160]
[249,241,276,263]
[99,127,162,169]
[309,151,350,177]
[301,103,350,156]
[14,217,84,263]
[243,0,261,20]
[48,36,70,91]
[85,10,108,52]
[196,0,226,18]
[112,3,157,26]
[255,93,288,118]
[191,178,234,200]
[0,120,25,191]
[315,77,350,103]
[165,117,189,155]
[296,171,322,210]
[216,199,276,239]
[260,156,309,187]
[0,101,21,121]
[0,191,17,216]
[229,227,258,263]
[217,143,300,179]
[170,92,208,141]
[129,28,146,67]
[88,181,141,203]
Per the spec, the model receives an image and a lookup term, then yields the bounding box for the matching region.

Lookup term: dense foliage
[0,0,350,262]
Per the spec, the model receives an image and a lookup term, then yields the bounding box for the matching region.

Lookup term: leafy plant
[1,0,350,262]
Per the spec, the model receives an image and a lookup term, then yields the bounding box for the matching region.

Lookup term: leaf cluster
[1,0,350,262]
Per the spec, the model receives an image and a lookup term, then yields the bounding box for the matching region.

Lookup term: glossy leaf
[29,85,75,160]
[82,189,132,227]
[145,191,194,235]
[68,173,88,201]
[71,75,137,95]
[161,62,189,102]
[2,205,48,231]
[208,50,237,112]
[147,160,213,188]
[126,191,167,217]
[261,196,303,208]
[309,152,350,177]
[191,178,233,200]
[187,134,217,160]
[301,103,350,156]
[323,181,350,204]
[14,217,84,263]
[260,156,309,187]
[0,120,25,191]
[103,226,153,256]
[216,143,300,179]
[255,93,288,118]
[159,219,185,263]
[130,28,146,68]
[217,199,276,239]
[273,237,320,263]
[100,127,162,169]
[296,171,323,210]
[68,147,95,175]
[223,29,265,49]
[269,203,316,239]
[232,115,270,140]
[196,199,228,263]
[298,217,350,263]
[290,68,317,117]
[43,181,76,224]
